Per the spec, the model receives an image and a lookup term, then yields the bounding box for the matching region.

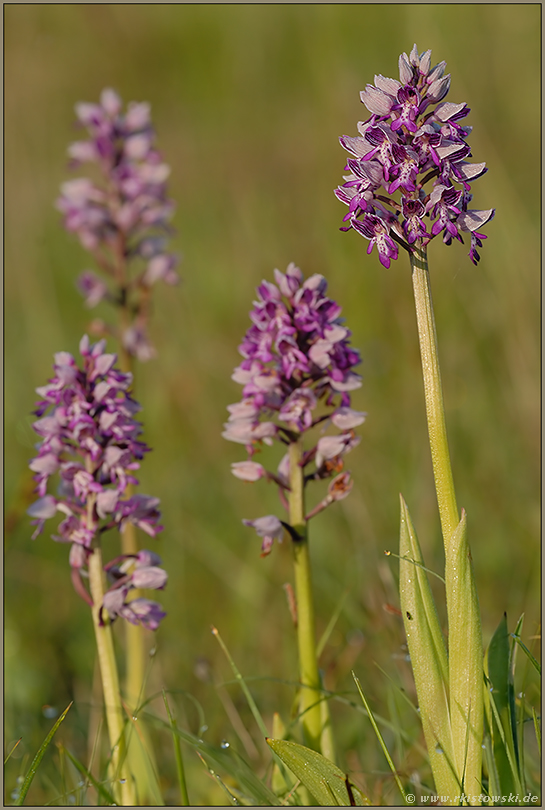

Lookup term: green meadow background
[5,4,540,805]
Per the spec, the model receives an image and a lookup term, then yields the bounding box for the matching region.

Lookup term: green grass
[4,5,540,804]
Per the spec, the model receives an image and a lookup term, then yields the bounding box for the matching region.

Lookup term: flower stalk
[224,263,364,757]
[410,246,483,802]
[288,438,323,752]
[410,246,458,542]
[87,542,135,806]
[58,90,179,785]
[27,337,168,806]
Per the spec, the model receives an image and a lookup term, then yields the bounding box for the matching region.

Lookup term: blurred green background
[5,4,540,805]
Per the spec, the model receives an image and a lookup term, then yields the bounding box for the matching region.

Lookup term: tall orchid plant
[27,336,167,805]
[57,89,179,717]
[335,44,495,804]
[224,263,365,756]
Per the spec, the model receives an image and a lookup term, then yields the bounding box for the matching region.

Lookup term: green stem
[410,246,483,804]
[112,238,146,714]
[88,544,136,806]
[410,247,459,545]
[289,438,323,753]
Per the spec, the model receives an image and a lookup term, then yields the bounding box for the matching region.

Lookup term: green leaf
[484,614,523,797]
[266,738,367,806]
[444,510,484,797]
[398,496,459,799]
[14,702,72,806]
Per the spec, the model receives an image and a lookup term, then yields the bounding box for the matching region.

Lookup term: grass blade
[212,625,269,739]
[153,715,282,805]
[4,738,22,765]
[58,742,117,805]
[162,689,190,806]
[14,701,72,806]
[352,672,407,804]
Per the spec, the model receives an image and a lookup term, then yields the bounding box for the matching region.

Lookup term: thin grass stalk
[410,246,483,802]
[162,690,190,806]
[289,438,323,753]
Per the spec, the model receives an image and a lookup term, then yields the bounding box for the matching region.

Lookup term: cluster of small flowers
[335,45,495,267]
[223,263,365,555]
[27,335,167,628]
[57,88,179,361]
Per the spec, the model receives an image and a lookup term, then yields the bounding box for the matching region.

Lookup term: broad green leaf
[484,614,522,797]
[266,738,367,806]
[14,702,72,806]
[444,511,484,798]
[398,496,459,800]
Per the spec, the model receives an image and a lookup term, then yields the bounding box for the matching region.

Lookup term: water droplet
[132,716,138,722]
[10,790,20,801]
[209,769,215,776]
[16,777,24,786]
[199,724,208,735]
[149,647,157,657]
[435,745,443,754]
[518,692,524,699]
[416,707,421,713]
[68,796,76,805]
[482,744,487,750]
[119,779,127,784]
[42,705,58,719]
[220,739,230,749]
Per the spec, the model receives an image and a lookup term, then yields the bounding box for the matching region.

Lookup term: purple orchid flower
[224,263,365,555]
[336,45,494,265]
[27,335,166,628]
[57,88,179,359]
